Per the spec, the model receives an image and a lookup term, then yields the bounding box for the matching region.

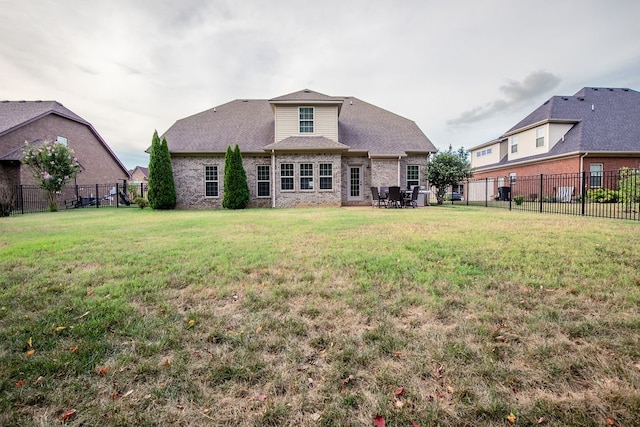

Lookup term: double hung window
[406,165,419,189]
[299,107,314,133]
[280,163,294,190]
[257,165,270,197]
[319,163,332,190]
[300,163,313,190]
[205,165,219,197]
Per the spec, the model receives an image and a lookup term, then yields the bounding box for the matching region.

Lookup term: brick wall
[0,114,128,186]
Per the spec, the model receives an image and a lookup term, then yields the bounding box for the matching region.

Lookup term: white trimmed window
[299,107,314,133]
[509,172,517,184]
[590,163,603,188]
[300,163,313,190]
[205,165,219,197]
[536,127,545,147]
[319,163,332,190]
[257,165,270,197]
[406,164,419,188]
[510,136,518,153]
[280,163,294,190]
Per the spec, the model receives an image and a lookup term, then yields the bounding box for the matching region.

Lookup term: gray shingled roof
[0,100,128,175]
[0,101,87,136]
[162,90,436,156]
[506,87,640,156]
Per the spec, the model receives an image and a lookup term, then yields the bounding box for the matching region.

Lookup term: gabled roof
[162,90,436,156]
[472,87,640,171]
[506,87,640,155]
[0,100,87,135]
[0,100,129,175]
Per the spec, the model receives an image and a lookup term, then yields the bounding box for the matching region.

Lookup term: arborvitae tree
[146,131,161,209]
[147,131,176,210]
[222,144,250,209]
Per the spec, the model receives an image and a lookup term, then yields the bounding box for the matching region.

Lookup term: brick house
[470,87,640,181]
[162,89,436,208]
[0,100,129,187]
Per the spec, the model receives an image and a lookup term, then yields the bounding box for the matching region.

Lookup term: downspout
[397,156,402,186]
[271,149,276,208]
[579,152,589,199]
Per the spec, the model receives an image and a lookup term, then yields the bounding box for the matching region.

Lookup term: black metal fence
[2,182,147,216]
[460,169,640,221]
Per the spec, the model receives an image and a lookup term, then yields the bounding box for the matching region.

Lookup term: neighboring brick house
[129,166,148,184]
[470,87,640,181]
[162,89,436,208]
[0,100,129,187]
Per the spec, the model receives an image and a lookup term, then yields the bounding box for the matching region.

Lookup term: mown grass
[1,206,639,426]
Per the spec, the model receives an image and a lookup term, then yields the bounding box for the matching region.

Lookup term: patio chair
[403,186,420,208]
[387,186,403,208]
[370,186,387,208]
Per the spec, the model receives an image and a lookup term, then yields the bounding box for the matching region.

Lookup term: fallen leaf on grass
[15,380,24,387]
[255,326,262,333]
[341,374,355,385]
[394,386,405,396]
[188,319,196,328]
[70,346,79,353]
[506,412,516,424]
[605,417,616,426]
[257,393,267,401]
[27,337,32,348]
[164,359,171,368]
[393,399,404,409]
[34,376,44,385]
[55,326,66,332]
[26,349,35,358]
[96,366,108,376]
[60,409,76,421]
[373,414,386,427]
[537,417,548,424]
[310,413,321,421]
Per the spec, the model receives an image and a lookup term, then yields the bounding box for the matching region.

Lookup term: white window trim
[256,164,270,198]
[299,106,315,134]
[319,163,333,191]
[204,165,219,198]
[299,163,314,191]
[280,163,295,192]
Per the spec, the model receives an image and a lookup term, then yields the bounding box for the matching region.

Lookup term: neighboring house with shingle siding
[0,100,129,187]
[470,87,640,181]
[162,89,436,208]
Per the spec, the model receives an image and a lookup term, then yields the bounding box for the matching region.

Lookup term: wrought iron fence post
[539,174,544,213]
[140,182,144,199]
[581,171,586,216]
[19,185,24,215]
[95,184,100,208]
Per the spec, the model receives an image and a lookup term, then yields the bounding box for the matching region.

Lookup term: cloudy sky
[2,0,639,169]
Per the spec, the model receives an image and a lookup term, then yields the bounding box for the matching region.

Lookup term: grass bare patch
[1,207,639,426]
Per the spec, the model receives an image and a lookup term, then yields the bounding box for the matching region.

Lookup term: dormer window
[299,107,314,133]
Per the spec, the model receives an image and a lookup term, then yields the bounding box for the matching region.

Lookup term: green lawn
[1,206,639,426]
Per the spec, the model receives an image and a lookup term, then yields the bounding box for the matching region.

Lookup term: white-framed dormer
[269,90,343,143]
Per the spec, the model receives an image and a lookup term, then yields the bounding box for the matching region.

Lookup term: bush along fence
[461,168,640,221]
[1,182,148,216]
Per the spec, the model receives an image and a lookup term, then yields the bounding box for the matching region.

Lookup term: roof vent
[304,89,311,93]
[562,97,569,101]
[592,104,595,111]
[213,107,216,112]
[242,100,248,102]
[578,97,584,101]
